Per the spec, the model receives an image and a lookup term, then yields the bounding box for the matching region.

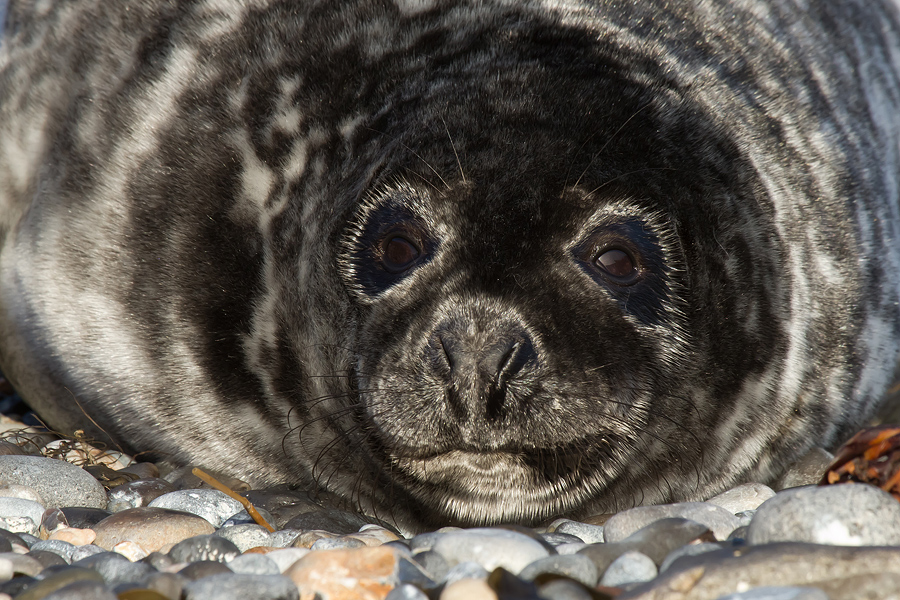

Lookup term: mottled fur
[1,0,899,532]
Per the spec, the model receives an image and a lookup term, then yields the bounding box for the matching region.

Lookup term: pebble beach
[3,405,900,600]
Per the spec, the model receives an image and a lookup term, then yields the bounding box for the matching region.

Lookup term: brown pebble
[92,507,215,552]
[117,589,172,600]
[0,440,27,455]
[119,462,161,479]
[244,546,280,554]
[285,546,398,600]
[114,540,149,561]
[178,559,232,580]
[292,530,337,549]
[49,526,96,546]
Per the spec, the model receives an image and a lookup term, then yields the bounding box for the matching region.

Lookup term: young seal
[1,0,899,531]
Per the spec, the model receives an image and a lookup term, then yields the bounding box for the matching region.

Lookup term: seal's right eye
[381,235,421,273]
[595,248,637,281]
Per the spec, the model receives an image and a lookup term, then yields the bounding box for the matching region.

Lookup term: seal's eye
[595,248,638,282]
[382,235,421,273]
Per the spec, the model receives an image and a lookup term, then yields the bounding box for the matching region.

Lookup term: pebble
[182,573,300,600]
[773,447,834,491]
[92,506,215,551]
[0,439,898,599]
[706,483,776,513]
[598,550,657,587]
[0,455,107,509]
[148,490,245,527]
[216,523,273,552]
[603,502,741,542]
[746,483,900,545]
[0,497,43,535]
[430,528,550,572]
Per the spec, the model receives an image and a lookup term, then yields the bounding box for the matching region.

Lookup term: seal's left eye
[382,236,421,273]
[596,248,637,281]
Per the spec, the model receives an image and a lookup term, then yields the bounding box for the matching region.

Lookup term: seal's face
[333,55,787,525]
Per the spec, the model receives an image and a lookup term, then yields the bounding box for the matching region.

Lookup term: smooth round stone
[27,549,67,568]
[554,521,605,544]
[0,455,107,509]
[440,577,497,600]
[142,571,187,600]
[540,532,586,547]
[221,507,276,528]
[386,582,430,600]
[281,508,371,534]
[431,528,550,573]
[310,536,366,551]
[0,483,43,504]
[265,548,310,573]
[412,550,450,582]
[716,586,830,599]
[0,496,43,529]
[555,542,588,555]
[538,578,595,600]
[11,566,105,600]
[168,534,241,563]
[284,547,400,600]
[227,553,280,575]
[774,447,834,491]
[60,507,112,529]
[114,540,149,561]
[747,484,900,545]
[603,502,741,542]
[0,515,38,536]
[148,490,244,528]
[598,550,657,587]
[518,554,598,587]
[0,528,28,551]
[735,510,756,527]
[70,545,106,562]
[182,573,300,600]
[216,524,273,552]
[107,479,177,512]
[443,561,489,586]
[269,529,302,548]
[178,560,233,581]
[0,555,11,581]
[42,580,117,600]
[31,539,76,563]
[706,483,776,514]
[396,556,436,589]
[578,518,713,572]
[92,507,216,552]
[659,541,724,572]
[74,551,154,585]
[49,527,96,547]
[1,551,43,577]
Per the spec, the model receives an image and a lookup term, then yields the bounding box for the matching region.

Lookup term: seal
[1,0,900,531]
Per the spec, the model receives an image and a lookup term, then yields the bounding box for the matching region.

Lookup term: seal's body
[1,0,899,530]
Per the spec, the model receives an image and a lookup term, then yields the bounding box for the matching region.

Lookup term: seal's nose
[425,319,537,420]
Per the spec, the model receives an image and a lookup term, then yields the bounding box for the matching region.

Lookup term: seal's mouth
[386,442,619,525]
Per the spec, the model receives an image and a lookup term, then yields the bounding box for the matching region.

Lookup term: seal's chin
[391,449,602,524]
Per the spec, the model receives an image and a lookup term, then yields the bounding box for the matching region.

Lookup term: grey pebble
[443,560,489,586]
[30,539,76,563]
[746,484,900,546]
[0,455,107,509]
[169,534,241,563]
[386,582,430,600]
[0,495,44,534]
[659,541,724,573]
[142,571,187,600]
[774,447,834,491]
[70,545,105,562]
[735,510,756,527]
[714,586,830,600]
[578,518,712,572]
[598,550,657,587]
[604,502,740,542]
[397,555,437,589]
[222,507,276,528]
[149,489,245,527]
[265,548,309,573]
[412,549,449,581]
[555,542,588,555]
[554,520,605,544]
[227,553,280,575]
[1,551,43,577]
[0,483,43,504]
[541,532,586,547]
[12,566,105,598]
[43,580,117,600]
[269,529,302,548]
[216,523,273,552]
[432,527,550,572]
[0,555,11,581]
[27,549,67,568]
[518,554,598,587]
[179,560,233,580]
[182,573,300,600]
[310,536,367,550]
[706,483,776,514]
[75,551,154,585]
[106,478,176,512]
[0,515,37,536]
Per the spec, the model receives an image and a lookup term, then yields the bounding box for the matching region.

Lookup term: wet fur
[1,0,900,532]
